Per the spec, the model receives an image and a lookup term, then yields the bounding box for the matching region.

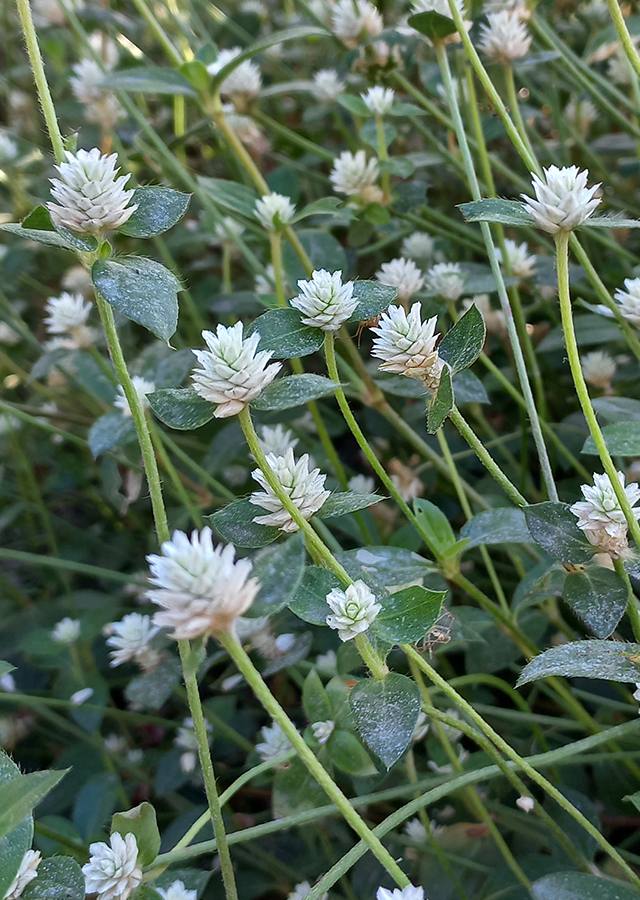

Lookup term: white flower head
[376,886,425,900]
[316,649,338,675]
[496,238,536,278]
[516,796,535,813]
[48,148,137,234]
[348,474,375,493]
[175,716,212,753]
[311,720,335,744]
[207,48,262,101]
[107,613,161,670]
[256,721,294,761]
[332,0,383,46]
[330,150,381,203]
[288,883,328,900]
[376,258,425,303]
[191,323,282,418]
[254,193,296,230]
[70,687,94,705]
[52,617,81,644]
[404,818,428,842]
[582,350,616,392]
[0,132,19,163]
[362,86,395,116]
[250,449,330,532]
[371,303,443,391]
[214,216,246,243]
[44,292,92,334]
[326,580,381,641]
[158,882,197,900]
[614,278,640,326]
[4,851,41,900]
[313,69,346,103]
[0,323,21,346]
[82,833,142,900]
[291,269,357,331]
[401,232,435,263]
[113,376,155,417]
[570,471,640,558]
[478,10,531,64]
[70,58,124,129]
[147,527,260,639]
[426,262,466,301]
[220,104,267,150]
[390,458,424,503]
[258,423,299,458]
[522,165,601,234]
[565,98,598,134]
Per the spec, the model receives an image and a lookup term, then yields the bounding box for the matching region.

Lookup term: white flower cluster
[258,423,299,457]
[376,258,425,304]
[565,97,597,135]
[175,716,212,773]
[291,269,357,331]
[256,721,294,761]
[496,238,536,278]
[107,613,161,670]
[52,617,81,644]
[158,881,197,900]
[0,132,18,164]
[288,882,328,900]
[581,350,616,393]
[362,86,395,116]
[522,165,601,234]
[377,886,425,900]
[401,232,436,264]
[311,720,335,744]
[82,833,142,900]
[570,471,640,558]
[477,10,531,64]
[371,303,443,392]
[207,48,262,106]
[332,0,383,47]
[254,193,296,230]
[326,579,381,640]
[426,262,466,301]
[330,150,381,203]
[113,376,156,417]
[44,292,95,349]
[71,35,123,129]
[250,449,330,532]
[4,851,41,900]
[313,69,345,103]
[614,278,640,326]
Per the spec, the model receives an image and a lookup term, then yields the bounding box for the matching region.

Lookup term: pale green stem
[158,430,236,500]
[222,243,232,294]
[503,65,537,165]
[613,558,640,643]
[605,0,640,82]
[148,420,202,528]
[269,231,287,308]
[354,633,389,680]
[129,0,183,66]
[375,114,390,200]
[212,101,270,193]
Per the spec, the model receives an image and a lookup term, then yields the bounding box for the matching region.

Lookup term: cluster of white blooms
[496,238,536,278]
[147,527,260,638]
[44,292,94,349]
[332,0,383,46]
[614,278,640,326]
[478,10,531,63]
[191,323,282,418]
[516,796,535,813]
[571,471,640,558]
[376,258,425,304]
[565,97,598,134]
[522,166,601,234]
[0,322,21,346]
[113,376,155,417]
[106,613,161,670]
[291,269,358,331]
[316,649,338,675]
[311,720,335,744]
[404,817,428,842]
[326,580,381,640]
[362,86,395,116]
[254,193,296,230]
[4,851,41,900]
[174,716,212,772]
[250,449,330,532]
[48,149,137,234]
[52,617,81,644]
[256,721,294,761]
[426,262,466,301]
[371,303,443,392]
[158,882,197,900]
[207,48,262,105]
[581,350,616,393]
[377,886,425,900]
[62,265,93,296]
[401,232,436,264]
[82,833,142,900]
[0,132,18,163]
[348,473,375,493]
[313,69,346,103]
[70,36,123,129]
[330,150,381,203]
[214,216,246,244]
[258,423,299,458]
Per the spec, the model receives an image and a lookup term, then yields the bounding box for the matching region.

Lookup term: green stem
[149,420,202,528]
[354,633,389,680]
[375,114,390,200]
[269,231,287,308]
[605,0,640,82]
[158,430,236,500]
[503,65,537,165]
[129,0,183,66]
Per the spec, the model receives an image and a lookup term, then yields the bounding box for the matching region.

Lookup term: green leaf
[291,197,348,223]
[363,200,392,224]
[524,502,595,564]
[133,887,165,900]
[251,374,339,411]
[408,9,458,38]
[283,229,347,283]
[438,305,486,374]
[0,769,68,841]
[118,187,190,238]
[318,491,383,519]
[413,499,457,558]
[289,566,341,625]
[327,730,378,776]
[517,640,640,686]
[302,669,333,722]
[248,533,306,617]
[582,422,640,456]
[147,388,214,430]
[460,507,530,548]
[379,157,416,179]
[1,206,98,252]
[372,585,446,643]
[427,366,453,433]
[0,753,33,900]
[350,673,422,768]
[337,94,370,117]
[111,802,161,867]
[592,396,640,423]
[538,315,621,353]
[348,281,397,322]
[92,257,180,341]
[582,213,640,228]
[246,308,324,358]
[207,499,281,549]
[453,370,489,405]
[102,66,197,96]
[532,872,640,900]
[336,546,436,589]
[388,102,428,117]
[197,177,259,218]
[21,857,85,900]
[562,567,628,639]
[89,411,137,458]
[124,659,182,710]
[272,757,325,819]
[458,198,535,227]
[178,59,210,93]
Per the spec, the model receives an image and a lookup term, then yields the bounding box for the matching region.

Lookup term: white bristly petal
[250,448,330,532]
[521,165,601,233]
[290,269,358,331]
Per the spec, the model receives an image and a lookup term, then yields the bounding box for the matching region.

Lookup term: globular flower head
[477,10,531,64]
[70,58,123,129]
[113,376,155,418]
[376,257,425,303]
[377,887,425,900]
[401,232,435,263]
[313,69,346,103]
[348,473,375,493]
[0,323,19,346]
[522,165,601,234]
[191,323,282,418]
[326,579,381,641]
[614,278,640,326]
[332,0,383,47]
[250,449,330,532]
[52,617,81,644]
[258,423,299,458]
[207,48,262,102]
[362,86,395,116]
[256,721,294,761]
[0,132,19,164]
[496,238,536,279]
[311,720,335,744]
[426,262,466,301]
[565,97,598,135]
[44,292,92,334]
[147,527,260,639]
[82,833,142,900]
[4,851,41,900]
[254,193,296,230]
[582,350,616,392]
[290,269,357,331]
[570,471,640,558]
[48,148,137,234]
[330,150,381,203]
[372,303,443,391]
[158,881,197,900]
[516,796,535,813]
[106,613,161,670]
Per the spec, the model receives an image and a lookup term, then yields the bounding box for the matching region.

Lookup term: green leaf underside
[517,640,640,686]
[0,753,33,900]
[582,422,640,456]
[438,304,486,374]
[427,366,453,433]
[197,177,259,219]
[524,502,595,564]
[289,566,343,626]
[247,533,306,617]
[348,281,397,322]
[459,198,535,227]
[562,567,628,639]
[460,507,531,547]
[207,499,280,549]
[414,499,457,558]
[118,187,191,238]
[531,871,640,900]
[101,66,197,96]
[2,205,98,252]
[251,374,340,411]
[328,730,378,777]
[247,308,324,359]
[147,388,214,430]
[318,491,383,518]
[372,585,446,643]
[89,411,137,458]
[350,673,422,768]
[408,9,457,38]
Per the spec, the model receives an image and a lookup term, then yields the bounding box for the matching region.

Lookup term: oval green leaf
[92,257,180,341]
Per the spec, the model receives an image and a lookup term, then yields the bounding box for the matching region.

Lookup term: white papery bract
[290,269,357,331]
[214,216,246,243]
[371,302,442,390]
[44,292,92,334]
[332,0,383,46]
[426,262,466,301]
[326,580,381,641]
[107,613,161,670]
[362,86,395,115]
[477,10,531,64]
[330,150,381,202]
[254,193,296,230]
[4,851,41,900]
[256,721,294,761]
[516,796,535,813]
[158,882,197,900]
[250,449,330,532]
[348,473,375,493]
[113,376,155,418]
[207,48,262,100]
[48,149,137,233]
[581,350,616,392]
[259,423,299,458]
[147,527,260,638]
[191,323,282,418]
[52,617,80,644]
[70,687,94,705]
[614,278,640,326]
[377,887,425,900]
[311,720,335,744]
[570,471,640,558]
[82,833,142,900]
[401,232,435,263]
[313,69,345,103]
[376,257,425,303]
[495,238,536,278]
[522,165,601,234]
